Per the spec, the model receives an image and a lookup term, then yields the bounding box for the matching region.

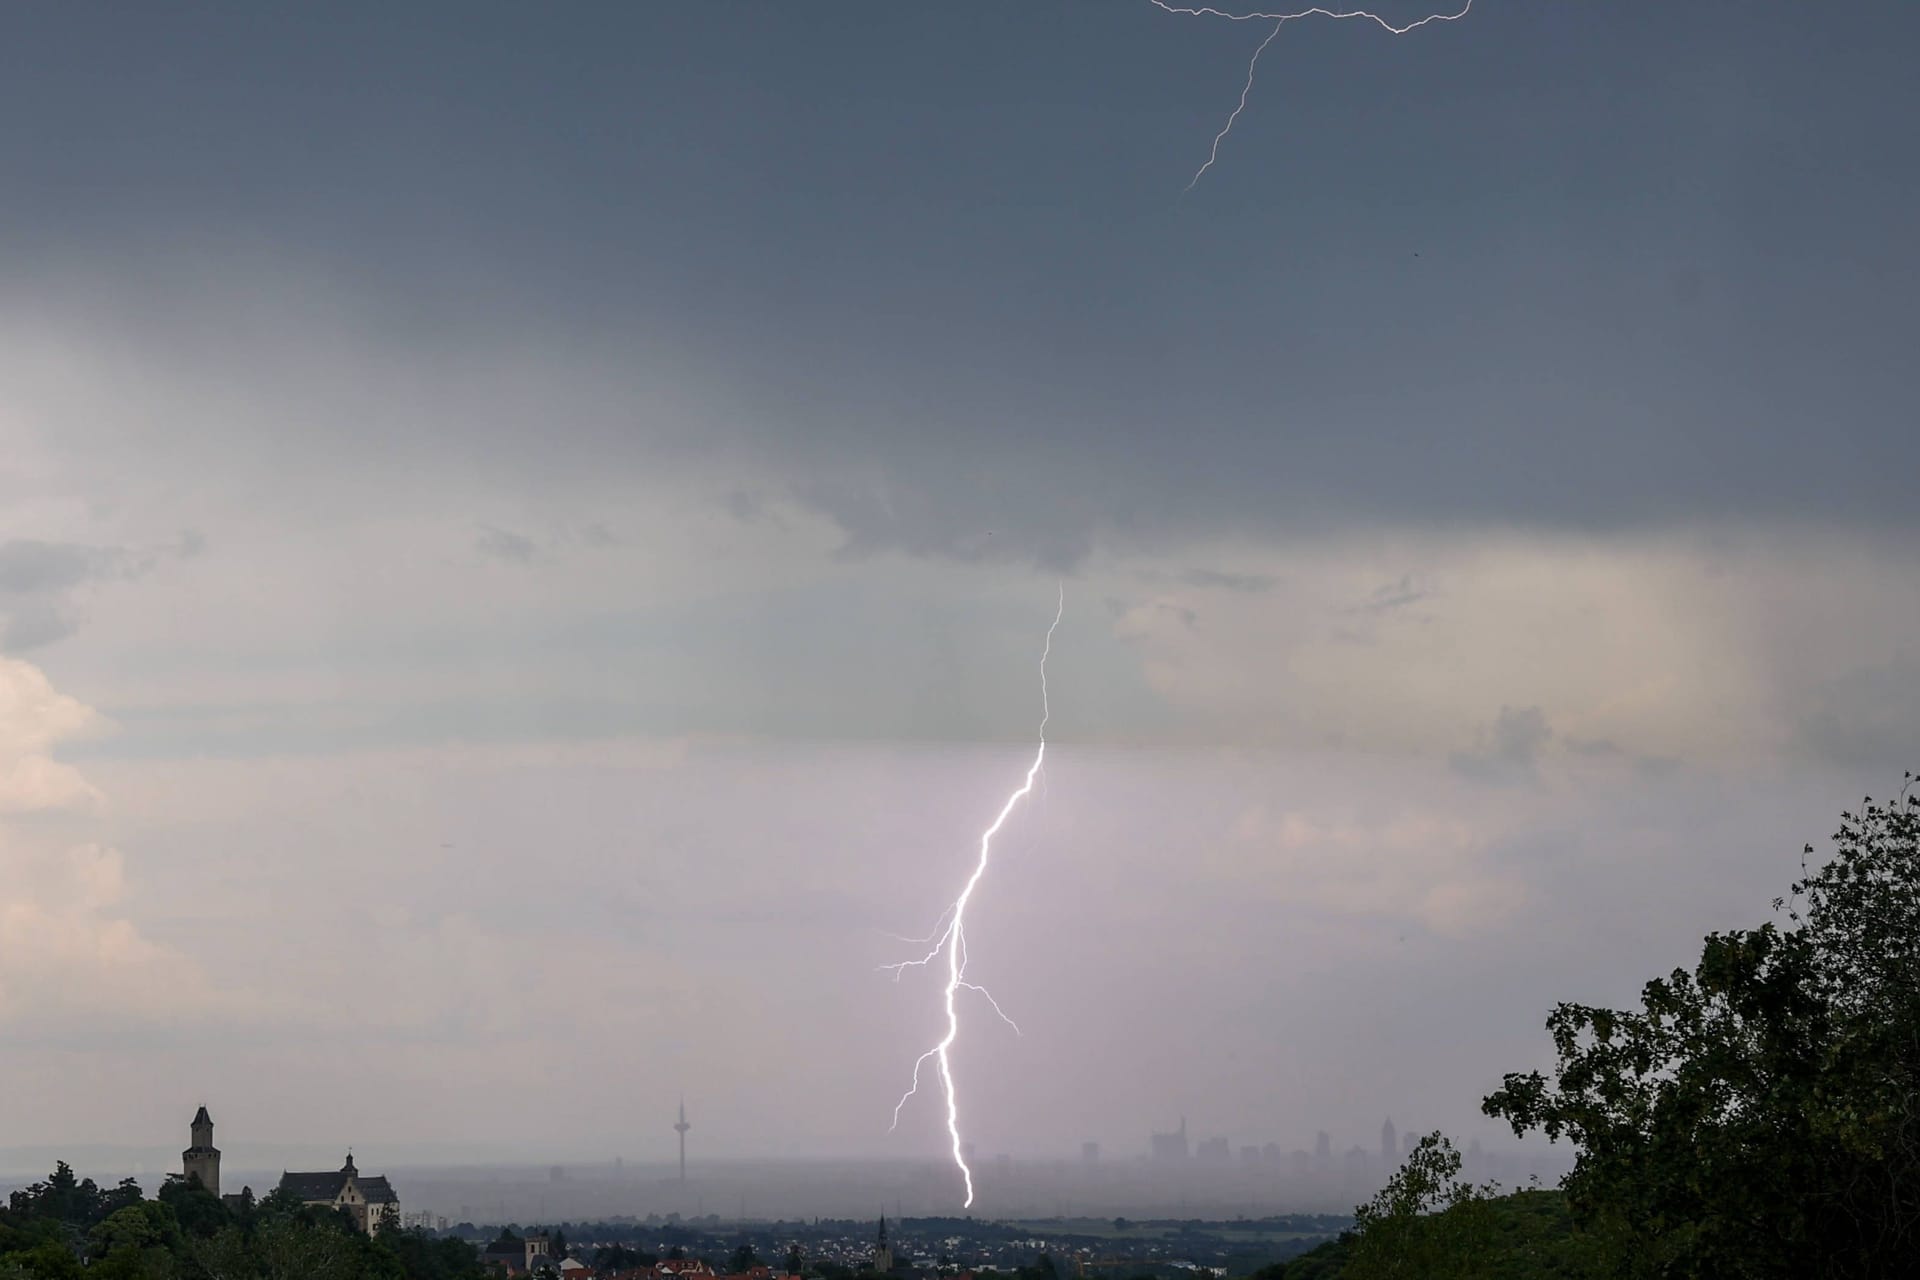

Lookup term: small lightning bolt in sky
[885,584,1064,1208]
[1151,0,1474,191]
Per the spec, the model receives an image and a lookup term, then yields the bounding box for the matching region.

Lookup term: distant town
[0,1103,1569,1278]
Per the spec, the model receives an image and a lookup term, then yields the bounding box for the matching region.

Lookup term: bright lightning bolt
[886,584,1064,1208]
[1151,0,1474,190]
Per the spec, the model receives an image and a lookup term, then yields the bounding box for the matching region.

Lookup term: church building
[277,1152,401,1233]
[179,1107,400,1232]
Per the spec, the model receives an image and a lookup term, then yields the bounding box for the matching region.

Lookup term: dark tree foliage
[1,1163,490,1280]
[1341,1134,1497,1280]
[383,1228,493,1280]
[1485,782,1920,1279]
[9,1164,102,1226]
[1268,1234,1356,1280]
[1271,1188,1600,1280]
[598,1243,657,1270]
[157,1174,230,1239]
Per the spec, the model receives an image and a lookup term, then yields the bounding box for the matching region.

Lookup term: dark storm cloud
[797,474,1096,574]
[0,536,200,652]
[2,3,1916,567]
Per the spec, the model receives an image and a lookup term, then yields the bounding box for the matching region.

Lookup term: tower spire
[183,1105,221,1197]
[674,1097,691,1183]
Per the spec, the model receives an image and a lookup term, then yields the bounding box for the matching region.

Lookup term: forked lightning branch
[884,586,1064,1208]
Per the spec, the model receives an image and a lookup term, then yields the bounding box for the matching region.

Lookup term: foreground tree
[1485,781,1920,1279]
[1341,1134,1496,1280]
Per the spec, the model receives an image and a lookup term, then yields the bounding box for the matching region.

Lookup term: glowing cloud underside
[1150,0,1474,190]
[886,585,1064,1208]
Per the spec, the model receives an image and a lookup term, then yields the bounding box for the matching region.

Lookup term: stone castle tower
[182,1106,221,1196]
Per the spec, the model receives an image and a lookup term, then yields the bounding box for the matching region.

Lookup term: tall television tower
[674,1098,691,1183]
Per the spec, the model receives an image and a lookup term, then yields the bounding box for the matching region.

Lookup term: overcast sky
[2,0,1917,1191]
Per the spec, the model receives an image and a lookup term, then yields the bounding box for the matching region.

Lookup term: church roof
[278,1170,348,1201]
[277,1165,398,1205]
[357,1175,399,1204]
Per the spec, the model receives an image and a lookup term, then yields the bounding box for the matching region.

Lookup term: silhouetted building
[874,1216,894,1273]
[1196,1136,1230,1164]
[277,1153,399,1233]
[675,1099,692,1183]
[182,1107,220,1196]
[1380,1118,1397,1165]
[1151,1117,1190,1161]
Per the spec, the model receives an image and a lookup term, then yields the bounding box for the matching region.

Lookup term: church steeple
[874,1214,893,1274]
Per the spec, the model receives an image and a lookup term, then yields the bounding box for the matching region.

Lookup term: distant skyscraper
[1196,1135,1230,1164]
[674,1099,691,1182]
[1150,1117,1190,1161]
[1314,1131,1332,1161]
[1380,1118,1397,1165]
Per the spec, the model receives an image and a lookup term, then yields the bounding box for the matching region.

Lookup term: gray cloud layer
[2,2,1915,569]
[0,535,202,651]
